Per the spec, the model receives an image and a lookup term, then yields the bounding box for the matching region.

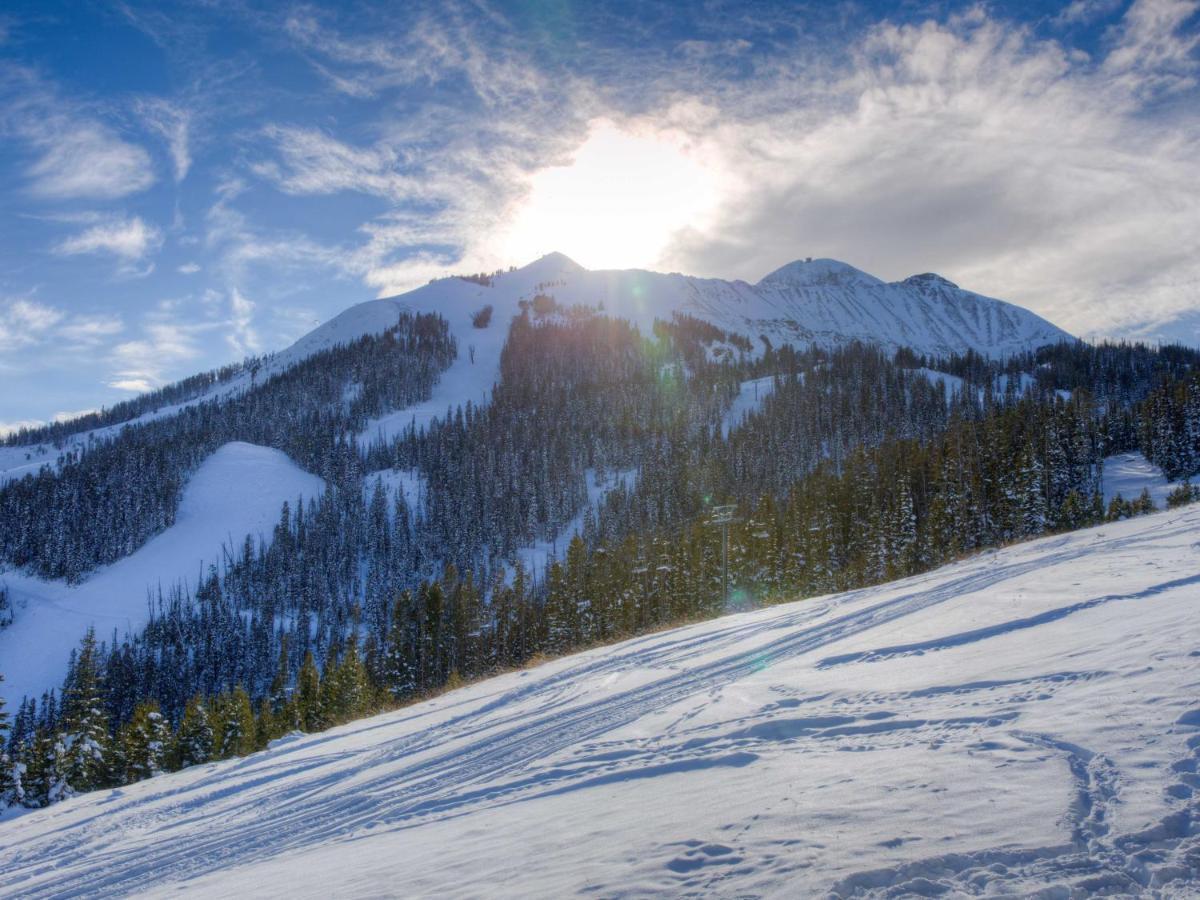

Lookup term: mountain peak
[758,258,884,288]
[519,251,587,278]
[901,272,960,291]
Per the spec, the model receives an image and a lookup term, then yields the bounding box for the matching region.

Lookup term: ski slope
[0,443,324,710]
[357,254,1072,445]
[3,500,1198,897]
[1103,452,1176,508]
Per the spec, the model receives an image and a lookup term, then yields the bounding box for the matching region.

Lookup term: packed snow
[721,376,778,438]
[0,443,324,710]
[3,496,1198,897]
[1102,452,1177,509]
[515,467,638,579]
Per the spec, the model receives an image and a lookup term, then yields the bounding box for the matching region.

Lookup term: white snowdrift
[3,498,1199,897]
[0,442,324,710]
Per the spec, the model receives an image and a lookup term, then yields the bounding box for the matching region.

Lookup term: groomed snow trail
[0,443,324,710]
[2,505,1199,898]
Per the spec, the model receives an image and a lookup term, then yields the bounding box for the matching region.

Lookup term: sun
[498,118,724,271]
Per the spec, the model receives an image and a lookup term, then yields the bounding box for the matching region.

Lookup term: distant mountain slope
[2,493,1196,898]
[354,253,1072,443]
[0,443,324,710]
[0,253,1071,474]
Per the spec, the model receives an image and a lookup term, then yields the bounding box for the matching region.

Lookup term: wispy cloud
[0,296,123,352]
[56,216,163,262]
[137,97,192,182]
[0,66,156,200]
[0,297,63,349]
[109,319,207,392]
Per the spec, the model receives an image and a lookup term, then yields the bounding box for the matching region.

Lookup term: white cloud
[178,262,201,274]
[1054,0,1124,26]
[241,2,1200,340]
[0,67,156,199]
[28,122,155,199]
[252,126,422,200]
[137,98,192,182]
[60,314,125,346]
[0,297,122,353]
[228,287,261,357]
[0,297,64,348]
[56,217,163,261]
[109,320,206,392]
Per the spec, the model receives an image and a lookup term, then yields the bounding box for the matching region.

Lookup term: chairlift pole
[708,504,738,608]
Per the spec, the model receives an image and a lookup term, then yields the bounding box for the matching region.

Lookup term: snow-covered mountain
[3,490,1197,898]
[344,252,1072,444]
[0,252,1071,479]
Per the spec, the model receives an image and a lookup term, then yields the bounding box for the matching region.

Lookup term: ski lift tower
[708,504,739,609]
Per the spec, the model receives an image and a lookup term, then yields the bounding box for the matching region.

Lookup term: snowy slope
[356,254,1072,444]
[721,375,778,438]
[3,501,1198,897]
[1103,452,1176,508]
[0,253,1071,476]
[0,443,324,710]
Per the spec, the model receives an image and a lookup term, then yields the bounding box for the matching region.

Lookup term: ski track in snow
[2,502,1198,898]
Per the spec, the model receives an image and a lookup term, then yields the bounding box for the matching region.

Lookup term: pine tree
[0,674,13,808]
[58,628,112,794]
[296,651,324,732]
[215,687,256,759]
[118,701,170,783]
[173,695,214,768]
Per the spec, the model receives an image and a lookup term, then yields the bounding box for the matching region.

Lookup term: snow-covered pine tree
[58,628,113,794]
[173,696,214,768]
[118,701,170,783]
[215,687,255,759]
[0,673,13,808]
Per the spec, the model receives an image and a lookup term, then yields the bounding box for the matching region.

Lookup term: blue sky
[0,0,1197,430]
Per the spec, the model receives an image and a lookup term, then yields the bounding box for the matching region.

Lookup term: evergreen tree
[173,696,214,768]
[118,701,170,783]
[296,652,324,732]
[0,674,13,808]
[215,687,256,759]
[58,629,112,794]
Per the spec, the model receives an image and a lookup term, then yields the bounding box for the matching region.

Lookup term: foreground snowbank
[2,501,1199,897]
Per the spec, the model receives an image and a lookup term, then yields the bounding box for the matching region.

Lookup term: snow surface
[515,468,638,580]
[721,376,778,438]
[1103,452,1175,508]
[3,500,1199,897]
[0,443,324,710]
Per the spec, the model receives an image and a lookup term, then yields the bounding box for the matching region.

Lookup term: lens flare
[499,118,724,271]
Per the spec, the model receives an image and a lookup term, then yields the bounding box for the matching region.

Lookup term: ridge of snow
[0,254,1073,473]
[355,255,1072,444]
[757,257,885,287]
[0,442,324,709]
[3,498,1199,896]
